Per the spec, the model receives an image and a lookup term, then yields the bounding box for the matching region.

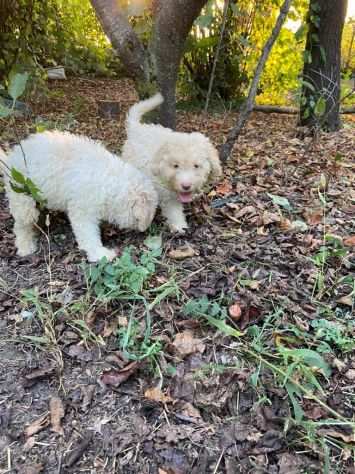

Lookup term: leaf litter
[0,77,354,473]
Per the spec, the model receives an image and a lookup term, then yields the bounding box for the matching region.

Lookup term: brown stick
[251,105,355,114]
[219,0,293,161]
[204,0,230,113]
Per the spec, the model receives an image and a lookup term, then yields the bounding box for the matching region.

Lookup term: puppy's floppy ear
[132,193,156,232]
[206,141,223,181]
[151,142,170,176]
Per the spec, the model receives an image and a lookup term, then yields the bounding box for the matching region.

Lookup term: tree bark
[89,0,149,85]
[299,0,348,131]
[152,0,208,128]
[220,0,293,161]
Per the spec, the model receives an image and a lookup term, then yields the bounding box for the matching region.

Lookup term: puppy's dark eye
[194,164,200,169]
[173,164,179,169]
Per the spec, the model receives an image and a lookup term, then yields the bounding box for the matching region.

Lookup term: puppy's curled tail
[126,93,164,131]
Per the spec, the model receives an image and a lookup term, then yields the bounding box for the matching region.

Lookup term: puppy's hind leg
[68,209,116,262]
[8,191,40,256]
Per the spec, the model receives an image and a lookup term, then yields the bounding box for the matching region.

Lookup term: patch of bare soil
[0,78,354,473]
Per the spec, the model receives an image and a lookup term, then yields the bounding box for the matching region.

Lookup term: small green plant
[183,296,228,320]
[311,235,347,268]
[117,309,162,362]
[19,288,63,370]
[311,318,354,353]
[0,72,46,209]
[84,245,162,300]
[311,181,348,299]
[68,319,105,348]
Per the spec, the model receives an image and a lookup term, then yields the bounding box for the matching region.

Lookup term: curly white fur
[122,93,222,232]
[2,131,158,262]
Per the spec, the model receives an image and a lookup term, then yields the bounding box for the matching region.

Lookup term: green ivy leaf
[0,101,12,118]
[8,72,29,102]
[267,193,292,210]
[295,24,306,41]
[314,96,326,116]
[195,14,214,28]
[11,167,27,184]
[144,234,162,251]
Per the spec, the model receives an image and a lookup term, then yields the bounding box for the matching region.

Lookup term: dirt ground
[0,78,354,474]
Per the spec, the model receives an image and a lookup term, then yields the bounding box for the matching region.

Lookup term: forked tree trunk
[300,0,348,131]
[153,0,208,128]
[90,0,208,128]
[90,0,150,90]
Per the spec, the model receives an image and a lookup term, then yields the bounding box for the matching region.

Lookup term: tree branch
[90,0,148,82]
[220,0,293,161]
[204,0,230,113]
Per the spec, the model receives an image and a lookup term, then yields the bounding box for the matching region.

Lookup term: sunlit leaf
[314,96,326,116]
[8,72,29,101]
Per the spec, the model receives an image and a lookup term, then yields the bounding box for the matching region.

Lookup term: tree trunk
[152,0,208,128]
[299,0,348,131]
[220,0,293,161]
[89,0,149,87]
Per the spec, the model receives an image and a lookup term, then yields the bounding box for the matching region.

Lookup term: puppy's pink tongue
[178,192,193,203]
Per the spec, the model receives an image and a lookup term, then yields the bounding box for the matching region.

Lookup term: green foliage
[311,318,354,352]
[8,72,29,101]
[1,73,46,208]
[0,0,120,80]
[183,296,228,320]
[311,235,347,268]
[341,18,355,73]
[84,245,162,300]
[180,0,308,106]
[117,312,162,362]
[10,167,47,209]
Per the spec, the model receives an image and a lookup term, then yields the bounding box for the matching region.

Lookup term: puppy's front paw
[87,247,117,263]
[169,224,188,234]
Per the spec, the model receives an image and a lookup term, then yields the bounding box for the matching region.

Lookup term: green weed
[83,245,161,300]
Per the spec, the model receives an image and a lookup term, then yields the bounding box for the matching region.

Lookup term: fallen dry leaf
[168,245,196,260]
[23,464,44,474]
[337,295,353,307]
[23,436,36,451]
[304,210,323,225]
[278,217,292,231]
[172,330,205,357]
[25,414,49,438]
[100,361,140,387]
[144,386,173,404]
[229,303,242,321]
[318,428,355,443]
[262,211,280,225]
[234,205,257,219]
[343,235,355,247]
[180,402,202,420]
[49,396,65,435]
[215,180,233,195]
[22,366,55,388]
[102,319,118,337]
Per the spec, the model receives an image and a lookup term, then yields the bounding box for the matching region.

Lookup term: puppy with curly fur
[1,131,158,262]
[122,94,222,232]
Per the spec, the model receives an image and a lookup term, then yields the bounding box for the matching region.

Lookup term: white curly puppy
[122,94,222,232]
[1,131,158,262]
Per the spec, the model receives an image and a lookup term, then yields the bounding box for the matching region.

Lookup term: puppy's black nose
[182,184,191,191]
